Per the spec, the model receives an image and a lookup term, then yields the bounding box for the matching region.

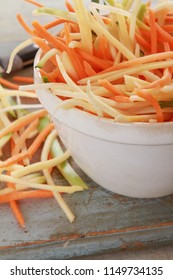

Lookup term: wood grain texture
[0,174,173,259]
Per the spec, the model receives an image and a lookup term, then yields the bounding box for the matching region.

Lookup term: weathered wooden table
[0,159,173,259]
[0,0,173,260]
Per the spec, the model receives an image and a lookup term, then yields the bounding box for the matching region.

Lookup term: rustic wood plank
[0,177,173,259]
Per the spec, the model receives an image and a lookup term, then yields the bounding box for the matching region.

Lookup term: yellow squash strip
[11,149,70,178]
[0,174,84,194]
[41,129,75,223]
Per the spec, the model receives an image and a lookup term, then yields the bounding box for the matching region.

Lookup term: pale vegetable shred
[1,0,173,227]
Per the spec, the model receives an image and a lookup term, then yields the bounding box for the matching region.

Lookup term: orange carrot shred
[32,37,57,67]
[99,79,125,96]
[65,0,75,12]
[83,60,96,77]
[162,24,173,33]
[137,91,164,122]
[102,16,111,25]
[77,49,113,71]
[0,190,53,204]
[24,0,44,7]
[16,14,33,35]
[39,69,56,83]
[39,68,65,83]
[135,32,150,52]
[44,19,68,30]
[96,36,112,61]
[12,76,34,84]
[148,9,157,54]
[32,20,67,53]
[156,23,173,48]
[10,138,15,154]
[0,151,28,168]
[10,200,25,228]
[165,16,173,23]
[0,77,19,90]
[28,123,55,159]
[67,48,86,79]
[64,23,71,46]
[0,109,47,139]
[12,119,39,155]
[113,96,131,103]
[101,51,173,74]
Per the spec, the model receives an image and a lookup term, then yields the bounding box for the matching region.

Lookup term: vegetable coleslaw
[8,0,173,123]
[1,0,173,228]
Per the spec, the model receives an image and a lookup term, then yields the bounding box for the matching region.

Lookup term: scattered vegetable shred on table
[0,75,88,227]
[1,0,173,227]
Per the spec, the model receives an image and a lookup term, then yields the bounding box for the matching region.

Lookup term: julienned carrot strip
[32,37,57,66]
[140,27,150,36]
[65,0,75,12]
[144,68,172,89]
[28,123,55,159]
[103,38,113,61]
[59,29,65,38]
[162,25,173,33]
[97,36,105,59]
[39,69,56,82]
[83,60,96,76]
[32,20,67,53]
[67,48,86,79]
[99,79,125,96]
[156,23,173,48]
[102,16,111,25]
[0,190,53,204]
[97,36,112,61]
[135,32,150,52]
[0,78,19,90]
[0,151,28,168]
[10,138,15,154]
[0,109,47,139]
[10,200,25,228]
[69,22,79,33]
[12,76,34,84]
[77,49,113,71]
[16,14,33,35]
[64,23,71,45]
[113,96,131,103]
[101,51,173,74]
[12,119,39,155]
[39,68,65,83]
[148,9,157,54]
[164,42,171,53]
[24,0,44,7]
[137,91,164,122]
[165,16,173,23]
[144,42,172,89]
[44,19,68,30]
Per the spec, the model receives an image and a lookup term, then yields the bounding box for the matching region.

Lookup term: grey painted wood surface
[0,0,173,260]
[0,167,173,259]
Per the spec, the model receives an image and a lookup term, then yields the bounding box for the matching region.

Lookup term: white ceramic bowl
[34,54,173,198]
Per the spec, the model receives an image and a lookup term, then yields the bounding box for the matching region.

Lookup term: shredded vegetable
[8,0,173,123]
[0,75,88,227]
[1,0,173,227]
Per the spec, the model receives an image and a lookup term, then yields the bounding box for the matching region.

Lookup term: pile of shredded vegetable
[7,0,173,123]
[0,74,88,227]
[1,0,173,227]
